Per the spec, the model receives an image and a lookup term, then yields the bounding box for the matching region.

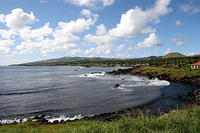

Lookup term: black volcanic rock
[113,84,120,88]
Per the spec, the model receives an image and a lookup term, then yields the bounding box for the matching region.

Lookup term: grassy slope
[132,66,200,78]
[163,52,186,58]
[0,105,200,133]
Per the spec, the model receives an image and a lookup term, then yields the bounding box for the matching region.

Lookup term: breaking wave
[0,115,84,125]
[46,114,83,123]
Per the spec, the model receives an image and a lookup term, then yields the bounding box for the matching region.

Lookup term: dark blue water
[0,66,195,123]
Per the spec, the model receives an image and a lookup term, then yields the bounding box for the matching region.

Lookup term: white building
[191,62,200,69]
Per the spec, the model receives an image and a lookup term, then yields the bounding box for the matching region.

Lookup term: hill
[163,52,186,58]
[191,54,200,57]
[15,57,123,66]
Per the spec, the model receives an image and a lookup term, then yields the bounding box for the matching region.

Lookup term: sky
[0,0,200,65]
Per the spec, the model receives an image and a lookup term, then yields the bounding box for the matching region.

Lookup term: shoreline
[107,67,200,104]
[1,66,199,125]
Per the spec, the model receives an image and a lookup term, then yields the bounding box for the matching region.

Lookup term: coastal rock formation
[113,84,120,88]
[107,67,200,105]
[186,88,200,105]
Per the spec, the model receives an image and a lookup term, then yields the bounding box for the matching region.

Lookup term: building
[191,62,200,69]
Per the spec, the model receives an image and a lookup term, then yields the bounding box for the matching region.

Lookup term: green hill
[191,54,200,57]
[15,57,123,66]
[163,52,186,58]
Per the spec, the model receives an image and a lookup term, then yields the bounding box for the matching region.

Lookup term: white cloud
[137,33,161,48]
[69,48,83,55]
[96,24,106,35]
[57,17,97,33]
[84,0,172,55]
[5,8,36,30]
[172,35,187,46]
[84,34,116,45]
[175,41,184,46]
[95,44,112,54]
[0,8,98,55]
[164,48,172,55]
[40,0,48,4]
[0,14,5,23]
[128,47,133,50]
[84,44,113,55]
[19,22,53,41]
[188,52,200,56]
[81,9,93,18]
[0,29,16,39]
[109,0,172,38]
[180,2,200,15]
[64,0,115,7]
[85,47,95,54]
[175,20,183,26]
[116,44,125,51]
[0,39,14,54]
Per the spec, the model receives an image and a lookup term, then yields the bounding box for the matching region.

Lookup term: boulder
[113,84,120,88]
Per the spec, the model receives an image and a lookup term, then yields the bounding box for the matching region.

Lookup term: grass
[132,66,200,79]
[0,105,200,133]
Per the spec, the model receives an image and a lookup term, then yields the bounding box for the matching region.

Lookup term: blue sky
[0,0,199,65]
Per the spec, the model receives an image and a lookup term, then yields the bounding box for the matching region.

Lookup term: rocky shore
[107,67,200,105]
[1,67,199,125]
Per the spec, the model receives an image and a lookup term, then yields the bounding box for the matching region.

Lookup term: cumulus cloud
[85,34,116,45]
[0,39,14,54]
[81,9,93,18]
[116,44,125,51]
[85,47,95,54]
[0,14,5,23]
[0,8,97,55]
[16,16,97,54]
[84,0,172,55]
[64,0,115,7]
[96,24,106,35]
[109,0,172,37]
[69,48,83,55]
[5,8,36,30]
[137,33,161,48]
[19,22,53,41]
[175,20,183,26]
[172,35,187,46]
[0,29,16,39]
[180,1,200,15]
[84,44,113,55]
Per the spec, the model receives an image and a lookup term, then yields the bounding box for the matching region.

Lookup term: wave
[148,78,170,86]
[46,114,83,123]
[0,115,84,125]
[121,78,170,88]
[70,72,106,79]
[0,118,28,125]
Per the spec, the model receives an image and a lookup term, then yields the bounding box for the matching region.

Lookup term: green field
[0,105,200,133]
[132,66,200,78]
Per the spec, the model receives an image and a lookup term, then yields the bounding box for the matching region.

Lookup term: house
[191,62,200,69]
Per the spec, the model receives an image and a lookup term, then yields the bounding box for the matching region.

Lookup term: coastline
[107,67,200,105]
[0,66,199,125]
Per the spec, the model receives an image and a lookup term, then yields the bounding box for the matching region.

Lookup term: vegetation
[15,53,200,67]
[5,52,199,132]
[163,52,186,58]
[132,66,200,78]
[0,105,200,133]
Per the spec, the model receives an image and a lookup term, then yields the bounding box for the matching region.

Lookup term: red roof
[191,62,200,66]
